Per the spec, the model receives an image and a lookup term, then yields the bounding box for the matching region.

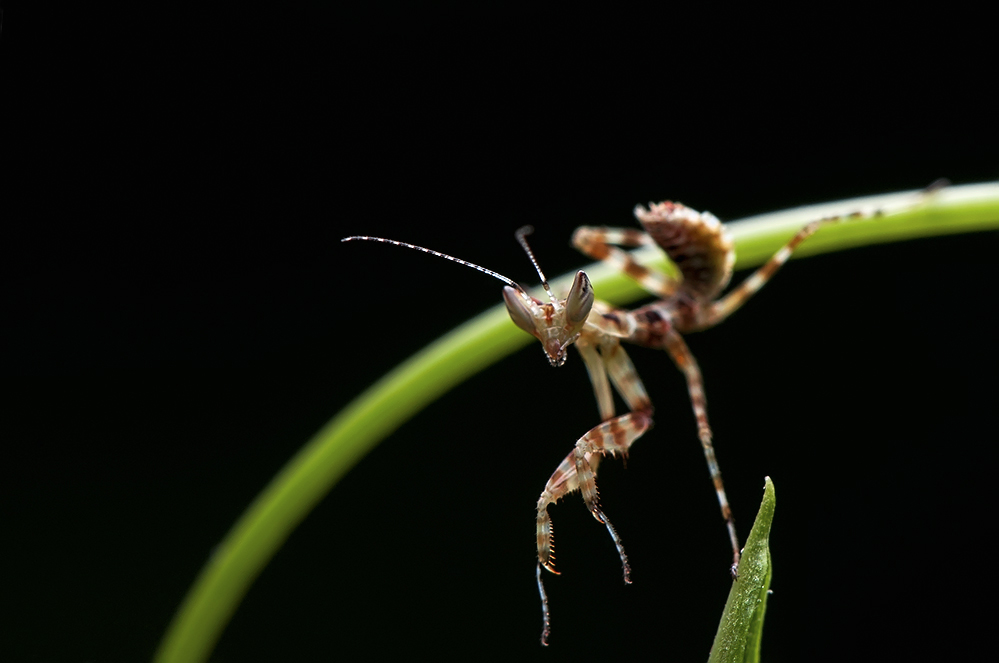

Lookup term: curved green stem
[154,183,999,662]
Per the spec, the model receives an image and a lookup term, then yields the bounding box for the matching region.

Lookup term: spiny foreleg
[575,332,653,422]
[536,411,651,645]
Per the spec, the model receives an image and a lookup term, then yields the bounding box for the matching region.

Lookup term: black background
[4,5,998,662]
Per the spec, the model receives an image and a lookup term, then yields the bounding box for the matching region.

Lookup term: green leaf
[154,184,999,663]
[709,477,776,663]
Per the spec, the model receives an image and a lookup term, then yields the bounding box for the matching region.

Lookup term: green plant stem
[154,183,999,663]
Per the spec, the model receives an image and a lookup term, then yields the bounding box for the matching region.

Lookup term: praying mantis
[342,195,869,645]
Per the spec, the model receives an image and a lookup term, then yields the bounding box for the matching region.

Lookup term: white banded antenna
[514,226,557,304]
[342,230,557,297]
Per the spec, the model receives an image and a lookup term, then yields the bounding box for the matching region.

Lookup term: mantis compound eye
[565,271,593,325]
[503,286,541,339]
